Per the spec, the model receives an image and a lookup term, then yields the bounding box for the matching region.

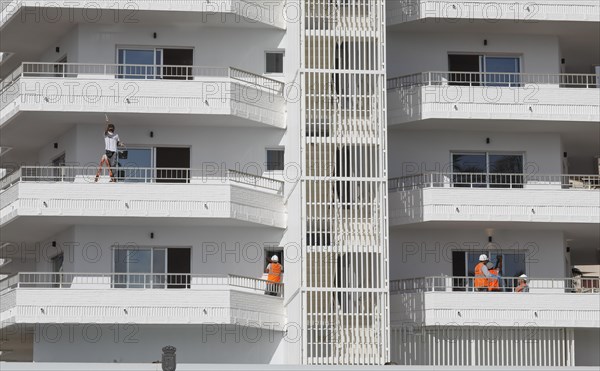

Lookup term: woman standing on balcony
[95,120,124,183]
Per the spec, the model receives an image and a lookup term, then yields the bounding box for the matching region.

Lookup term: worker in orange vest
[265,255,283,296]
[474,254,492,291]
[487,256,503,292]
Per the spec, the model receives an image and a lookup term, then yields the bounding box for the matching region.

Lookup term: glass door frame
[116,47,164,79]
[112,247,167,288]
[450,151,525,188]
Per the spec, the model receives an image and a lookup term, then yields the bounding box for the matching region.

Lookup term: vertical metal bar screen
[301,0,389,365]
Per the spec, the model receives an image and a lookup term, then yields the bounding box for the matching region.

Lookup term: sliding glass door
[448,54,521,86]
[483,56,521,86]
[113,247,190,288]
[117,49,162,79]
[117,48,193,79]
[452,152,524,188]
[117,147,190,183]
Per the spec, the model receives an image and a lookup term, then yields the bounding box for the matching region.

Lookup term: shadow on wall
[33,324,284,364]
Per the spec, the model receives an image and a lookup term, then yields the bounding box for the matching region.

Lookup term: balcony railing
[387,71,599,89]
[389,172,600,191]
[0,62,285,94]
[390,276,600,294]
[0,166,284,194]
[0,272,284,297]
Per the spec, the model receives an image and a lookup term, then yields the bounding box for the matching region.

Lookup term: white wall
[389,228,566,280]
[37,125,78,165]
[76,24,285,75]
[62,225,284,279]
[388,130,563,178]
[36,124,285,176]
[38,24,79,63]
[387,32,560,77]
[33,227,76,273]
[33,324,284,364]
[575,328,600,366]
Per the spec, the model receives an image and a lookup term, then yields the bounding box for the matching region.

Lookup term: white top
[104,132,120,152]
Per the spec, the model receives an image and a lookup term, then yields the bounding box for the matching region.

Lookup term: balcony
[387,0,600,27]
[387,72,600,126]
[0,272,284,329]
[389,172,600,226]
[0,166,286,242]
[0,63,286,148]
[0,1,285,73]
[390,276,600,328]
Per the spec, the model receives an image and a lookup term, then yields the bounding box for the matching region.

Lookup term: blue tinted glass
[123,49,154,65]
[485,57,520,73]
[153,249,166,274]
[485,57,520,86]
[503,253,526,277]
[120,148,152,183]
[118,49,156,79]
[114,250,128,273]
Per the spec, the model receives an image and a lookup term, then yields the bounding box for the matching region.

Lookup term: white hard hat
[479,254,488,261]
[271,255,279,262]
[519,274,527,279]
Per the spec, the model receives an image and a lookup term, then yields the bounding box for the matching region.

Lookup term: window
[117,48,193,79]
[115,147,191,183]
[113,247,191,289]
[265,51,284,74]
[114,248,162,288]
[452,152,524,188]
[483,56,521,86]
[266,149,285,171]
[448,54,521,86]
[118,48,161,79]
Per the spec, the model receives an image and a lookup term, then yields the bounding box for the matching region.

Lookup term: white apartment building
[0,0,598,369]
[386,0,600,367]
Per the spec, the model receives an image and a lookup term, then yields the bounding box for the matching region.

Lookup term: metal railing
[387,71,599,89]
[0,272,284,297]
[0,166,284,194]
[390,276,600,294]
[1,62,284,95]
[389,172,600,191]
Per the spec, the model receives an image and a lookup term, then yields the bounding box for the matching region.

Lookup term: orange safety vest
[488,268,499,291]
[267,263,282,283]
[474,262,488,288]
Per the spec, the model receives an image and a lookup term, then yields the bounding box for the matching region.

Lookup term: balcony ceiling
[0,215,278,244]
[0,111,273,163]
[388,19,600,74]
[391,221,600,263]
[388,118,600,162]
[0,8,281,78]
